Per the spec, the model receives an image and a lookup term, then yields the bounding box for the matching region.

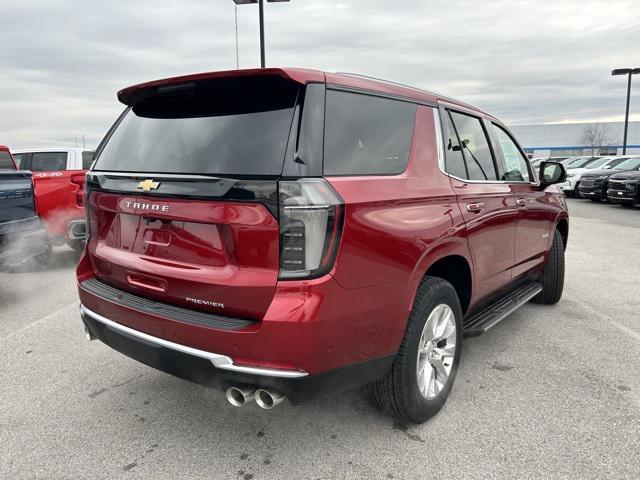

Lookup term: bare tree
[581,123,616,155]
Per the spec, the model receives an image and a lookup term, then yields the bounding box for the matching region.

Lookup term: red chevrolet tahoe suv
[77,68,568,423]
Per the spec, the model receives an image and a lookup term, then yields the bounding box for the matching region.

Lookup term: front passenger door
[489,123,552,279]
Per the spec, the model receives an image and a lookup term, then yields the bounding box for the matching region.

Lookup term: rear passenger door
[489,123,551,278]
[440,106,518,302]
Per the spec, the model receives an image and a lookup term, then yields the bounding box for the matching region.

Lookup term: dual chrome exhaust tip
[82,317,285,409]
[226,386,285,409]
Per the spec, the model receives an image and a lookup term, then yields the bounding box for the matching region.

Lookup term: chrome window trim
[433,105,539,186]
[433,108,445,171]
[80,304,309,378]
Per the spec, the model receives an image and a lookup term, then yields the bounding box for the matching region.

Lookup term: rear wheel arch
[419,254,472,316]
[555,218,569,250]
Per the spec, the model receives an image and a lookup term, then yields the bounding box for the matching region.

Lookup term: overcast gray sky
[1,0,639,149]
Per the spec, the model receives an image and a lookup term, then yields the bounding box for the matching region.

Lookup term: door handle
[466,202,485,213]
[516,198,528,207]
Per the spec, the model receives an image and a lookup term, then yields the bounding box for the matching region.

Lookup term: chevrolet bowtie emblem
[137,179,160,191]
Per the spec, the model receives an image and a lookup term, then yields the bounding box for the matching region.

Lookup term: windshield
[583,157,608,169]
[613,158,640,170]
[603,158,628,169]
[94,79,298,176]
[566,157,596,168]
[560,157,579,165]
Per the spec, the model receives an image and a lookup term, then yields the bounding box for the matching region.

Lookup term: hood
[566,167,588,177]
[582,168,623,180]
[610,170,640,181]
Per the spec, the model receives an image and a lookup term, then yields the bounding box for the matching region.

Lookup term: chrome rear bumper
[79,304,308,379]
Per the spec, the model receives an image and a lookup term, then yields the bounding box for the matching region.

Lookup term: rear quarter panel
[327,105,471,303]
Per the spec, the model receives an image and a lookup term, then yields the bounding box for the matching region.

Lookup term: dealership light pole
[612,67,640,154]
[232,0,290,68]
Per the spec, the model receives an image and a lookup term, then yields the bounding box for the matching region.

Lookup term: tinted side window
[0,151,14,169]
[82,151,94,169]
[449,112,497,181]
[492,124,530,182]
[324,90,417,175]
[442,111,468,178]
[31,152,67,171]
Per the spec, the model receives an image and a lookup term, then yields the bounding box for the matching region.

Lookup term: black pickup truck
[0,145,49,267]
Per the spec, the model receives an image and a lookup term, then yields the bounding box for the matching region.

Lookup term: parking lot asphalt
[1,198,639,480]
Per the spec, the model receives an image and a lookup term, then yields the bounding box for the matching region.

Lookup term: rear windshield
[94,78,298,176]
[31,152,67,171]
[0,151,14,169]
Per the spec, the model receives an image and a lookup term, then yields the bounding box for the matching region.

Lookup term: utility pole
[234,5,239,69]
[612,68,640,154]
[258,0,265,68]
[231,0,290,69]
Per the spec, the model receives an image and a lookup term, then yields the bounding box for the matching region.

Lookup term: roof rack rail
[333,72,440,97]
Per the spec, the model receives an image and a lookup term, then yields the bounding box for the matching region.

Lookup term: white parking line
[0,302,77,342]
[609,320,640,342]
[569,297,640,343]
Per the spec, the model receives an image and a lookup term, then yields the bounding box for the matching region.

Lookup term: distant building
[509,121,640,158]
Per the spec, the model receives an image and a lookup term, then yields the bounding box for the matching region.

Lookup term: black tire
[573,182,580,198]
[369,277,463,424]
[533,229,564,304]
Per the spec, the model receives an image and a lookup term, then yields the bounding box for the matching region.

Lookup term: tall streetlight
[612,67,640,154]
[232,0,290,69]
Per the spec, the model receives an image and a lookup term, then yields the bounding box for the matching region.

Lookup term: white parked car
[560,156,629,197]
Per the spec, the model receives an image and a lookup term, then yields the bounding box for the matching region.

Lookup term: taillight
[278,179,343,280]
[70,172,86,207]
[70,172,86,187]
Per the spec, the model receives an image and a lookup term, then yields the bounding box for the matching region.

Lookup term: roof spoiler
[117,68,324,106]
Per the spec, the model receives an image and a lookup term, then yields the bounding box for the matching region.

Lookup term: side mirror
[539,161,566,187]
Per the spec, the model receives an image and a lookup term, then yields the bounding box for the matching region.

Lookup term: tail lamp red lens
[278,179,343,280]
[70,173,86,207]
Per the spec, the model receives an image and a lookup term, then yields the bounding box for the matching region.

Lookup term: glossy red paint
[326,106,470,292]
[77,249,415,373]
[118,67,326,105]
[79,68,569,381]
[86,192,281,320]
[32,170,85,238]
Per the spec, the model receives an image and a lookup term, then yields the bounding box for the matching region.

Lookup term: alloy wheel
[416,304,457,399]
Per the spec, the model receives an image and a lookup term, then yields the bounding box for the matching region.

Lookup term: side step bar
[463,282,543,337]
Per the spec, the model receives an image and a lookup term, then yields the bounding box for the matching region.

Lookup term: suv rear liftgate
[77,70,370,402]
